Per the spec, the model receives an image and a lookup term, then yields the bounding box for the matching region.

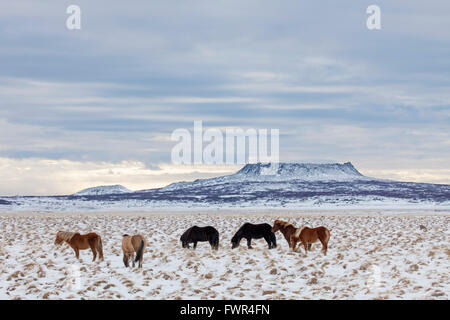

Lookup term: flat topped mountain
[73,185,131,196]
[234,162,366,180]
[161,162,371,191]
[1,162,449,210]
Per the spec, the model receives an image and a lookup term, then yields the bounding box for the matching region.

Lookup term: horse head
[54,232,64,245]
[231,235,240,249]
[272,220,284,233]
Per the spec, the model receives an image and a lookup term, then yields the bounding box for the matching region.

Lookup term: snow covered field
[0,210,448,300]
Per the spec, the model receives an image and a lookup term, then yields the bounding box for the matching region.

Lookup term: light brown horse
[272,220,330,255]
[55,231,104,261]
[294,225,330,256]
[122,234,147,268]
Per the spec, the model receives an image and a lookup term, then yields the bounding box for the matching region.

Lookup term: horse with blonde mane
[55,231,104,261]
[122,234,147,268]
[272,220,330,255]
[271,220,298,248]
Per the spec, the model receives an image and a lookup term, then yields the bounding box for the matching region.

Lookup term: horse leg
[264,236,272,249]
[193,242,197,250]
[285,235,291,248]
[302,242,308,256]
[247,238,253,249]
[123,253,129,267]
[89,242,97,262]
[132,253,135,268]
[74,247,80,260]
[307,243,312,251]
[290,236,298,251]
[212,239,219,250]
[292,242,297,250]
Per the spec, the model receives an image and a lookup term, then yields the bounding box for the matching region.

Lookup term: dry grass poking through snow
[0,212,448,300]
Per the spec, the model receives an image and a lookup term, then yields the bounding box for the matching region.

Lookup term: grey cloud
[0,0,449,190]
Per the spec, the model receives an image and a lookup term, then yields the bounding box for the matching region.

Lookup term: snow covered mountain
[73,185,131,196]
[162,162,368,192]
[0,162,449,211]
[235,162,365,180]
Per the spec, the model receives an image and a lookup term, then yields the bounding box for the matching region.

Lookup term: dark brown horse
[180,226,219,250]
[55,231,104,261]
[272,220,330,255]
[231,223,276,249]
[272,220,298,248]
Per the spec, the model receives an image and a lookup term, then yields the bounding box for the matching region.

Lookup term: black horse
[180,226,219,250]
[231,223,277,249]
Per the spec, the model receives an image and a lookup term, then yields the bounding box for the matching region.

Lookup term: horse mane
[57,231,77,242]
[294,226,307,238]
[275,220,295,229]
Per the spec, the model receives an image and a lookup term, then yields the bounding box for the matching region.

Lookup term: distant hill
[0,162,449,211]
[73,185,131,196]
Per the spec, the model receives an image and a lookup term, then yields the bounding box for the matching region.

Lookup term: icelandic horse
[231,223,276,249]
[122,234,147,268]
[180,226,219,250]
[55,231,104,261]
[272,220,330,255]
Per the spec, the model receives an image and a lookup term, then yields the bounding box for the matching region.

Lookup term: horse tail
[212,232,219,250]
[97,236,104,260]
[134,240,145,263]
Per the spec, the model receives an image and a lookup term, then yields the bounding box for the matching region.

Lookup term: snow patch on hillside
[74,185,131,196]
[235,162,367,181]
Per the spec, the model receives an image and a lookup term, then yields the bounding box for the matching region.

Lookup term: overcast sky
[0,1,449,195]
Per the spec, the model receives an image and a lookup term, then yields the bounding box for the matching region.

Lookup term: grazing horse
[122,234,147,268]
[231,223,276,249]
[55,231,104,261]
[294,226,330,255]
[272,220,330,255]
[271,220,299,249]
[180,226,219,250]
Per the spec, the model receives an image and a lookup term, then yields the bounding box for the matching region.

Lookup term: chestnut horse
[272,220,330,255]
[122,234,147,268]
[55,231,104,261]
[271,220,298,249]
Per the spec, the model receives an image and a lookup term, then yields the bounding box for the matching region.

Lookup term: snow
[74,185,131,196]
[0,210,448,300]
[234,162,367,181]
[0,162,448,212]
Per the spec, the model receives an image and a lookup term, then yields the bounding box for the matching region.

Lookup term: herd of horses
[54,220,331,268]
